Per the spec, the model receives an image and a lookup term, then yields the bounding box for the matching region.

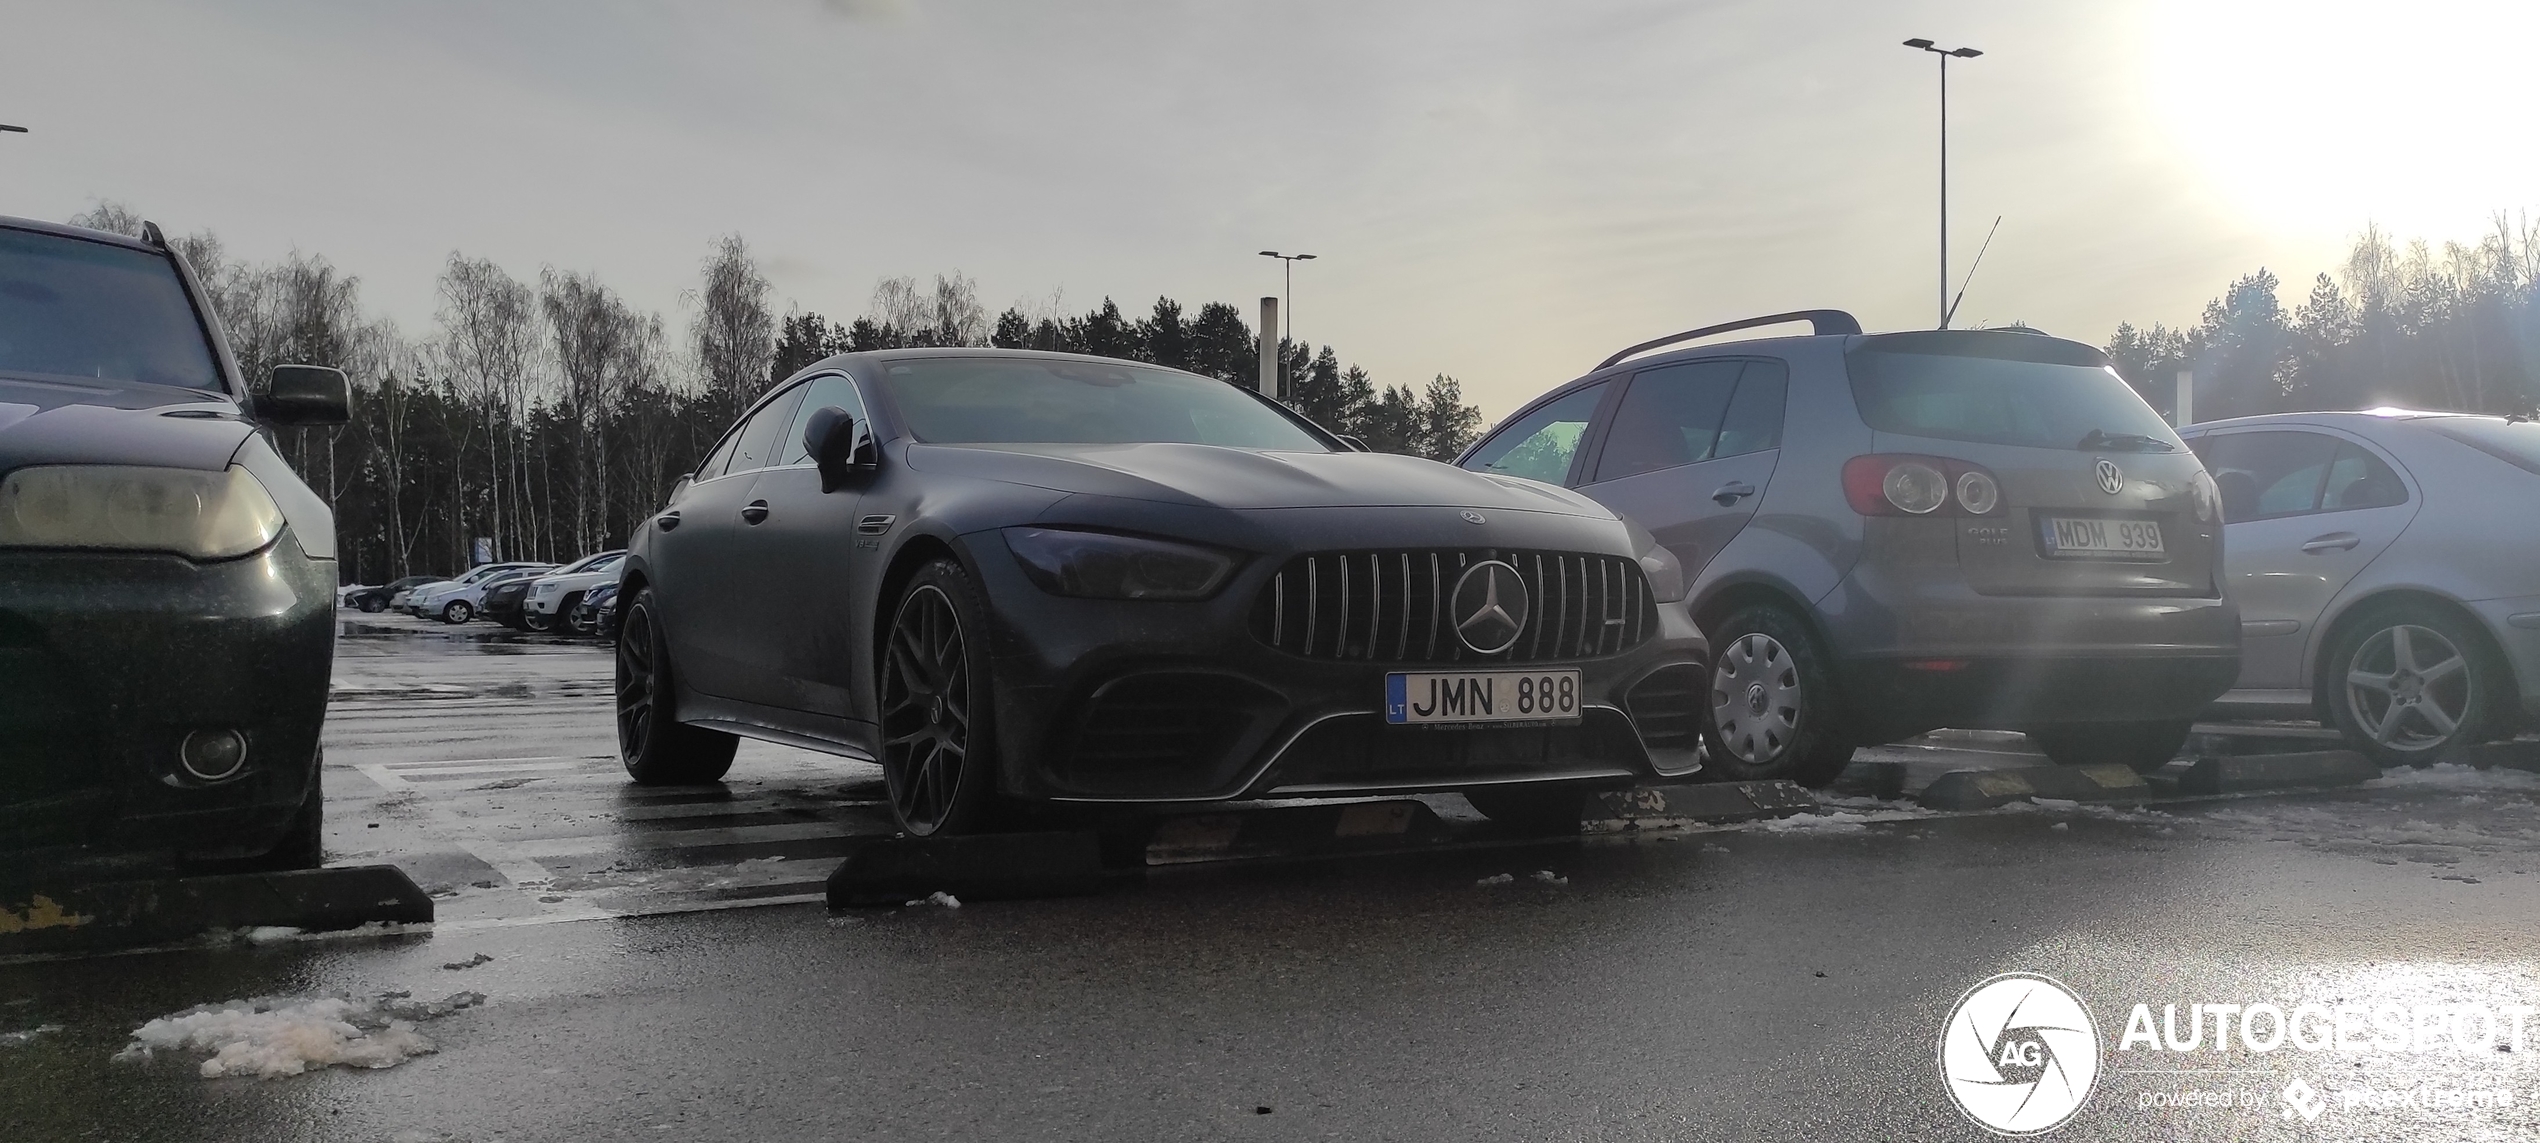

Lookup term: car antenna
[1939,215,2001,330]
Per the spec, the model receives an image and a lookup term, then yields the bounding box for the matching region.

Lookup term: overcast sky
[8,0,2534,418]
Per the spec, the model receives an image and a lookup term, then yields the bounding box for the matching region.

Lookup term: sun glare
[2145,0,2540,239]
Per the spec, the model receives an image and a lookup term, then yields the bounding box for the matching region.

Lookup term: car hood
[0,375,251,474]
[903,442,1609,516]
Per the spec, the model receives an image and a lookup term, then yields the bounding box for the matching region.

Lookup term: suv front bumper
[0,537,332,865]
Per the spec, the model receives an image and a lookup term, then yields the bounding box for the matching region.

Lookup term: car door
[726,372,874,722]
[2188,428,2418,691]
[653,381,809,701]
[1575,358,1787,581]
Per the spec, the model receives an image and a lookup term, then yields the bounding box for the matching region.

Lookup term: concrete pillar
[1258,297,1280,397]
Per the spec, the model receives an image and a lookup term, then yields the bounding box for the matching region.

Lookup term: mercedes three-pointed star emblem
[1450,560,1530,655]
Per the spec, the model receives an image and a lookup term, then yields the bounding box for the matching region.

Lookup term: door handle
[655,511,681,532]
[2299,532,2360,554]
[1711,481,1756,506]
[741,500,770,525]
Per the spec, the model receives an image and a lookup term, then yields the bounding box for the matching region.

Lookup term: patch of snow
[2050,822,2070,831]
[1756,812,1873,833]
[1473,873,1514,887]
[115,991,482,1079]
[1530,870,1568,886]
[902,891,961,908]
[440,953,492,971]
[2363,762,2540,793]
[1,1024,62,1048]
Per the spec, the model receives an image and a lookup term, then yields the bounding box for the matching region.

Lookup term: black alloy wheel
[616,586,738,784]
[879,559,999,836]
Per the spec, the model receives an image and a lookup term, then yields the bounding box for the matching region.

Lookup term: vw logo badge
[1449,560,1529,655]
[2093,458,2124,496]
[1460,510,1487,524]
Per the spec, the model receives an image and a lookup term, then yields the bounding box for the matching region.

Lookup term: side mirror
[804,406,875,493]
[256,365,351,426]
[1337,433,1371,452]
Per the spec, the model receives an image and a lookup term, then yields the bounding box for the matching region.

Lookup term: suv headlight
[1004,527,1242,601]
[0,465,284,560]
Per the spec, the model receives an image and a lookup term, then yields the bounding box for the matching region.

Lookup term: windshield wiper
[2078,428,2176,452]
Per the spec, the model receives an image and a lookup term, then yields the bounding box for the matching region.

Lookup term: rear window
[1846,332,2180,452]
[2422,417,2540,476]
[0,227,224,390]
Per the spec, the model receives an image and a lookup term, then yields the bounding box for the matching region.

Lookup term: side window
[2191,430,2339,522]
[1463,382,1609,485]
[777,374,871,467]
[2322,442,2407,510]
[1712,360,1789,459]
[727,383,810,476]
[696,429,743,481]
[1591,361,1743,482]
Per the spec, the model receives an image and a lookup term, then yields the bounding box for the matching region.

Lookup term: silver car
[1462,312,2239,784]
[2183,410,2540,765]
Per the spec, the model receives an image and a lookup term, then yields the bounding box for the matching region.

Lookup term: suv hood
[905,442,1609,516]
[0,375,251,474]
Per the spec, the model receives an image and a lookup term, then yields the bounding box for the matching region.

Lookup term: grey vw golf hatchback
[1463,312,2240,785]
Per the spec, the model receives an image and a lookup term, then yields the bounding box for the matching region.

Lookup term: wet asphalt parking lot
[4,618,2539,1142]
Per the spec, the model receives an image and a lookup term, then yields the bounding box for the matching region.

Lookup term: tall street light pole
[1256,251,1315,344]
[1903,38,1981,329]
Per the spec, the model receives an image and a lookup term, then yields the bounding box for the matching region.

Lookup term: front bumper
[962,525,1710,803]
[0,536,333,862]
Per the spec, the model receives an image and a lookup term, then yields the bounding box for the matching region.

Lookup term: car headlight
[0,465,284,560]
[1004,527,1242,601]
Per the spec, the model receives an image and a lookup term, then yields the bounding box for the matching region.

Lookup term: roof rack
[1597,310,1862,370]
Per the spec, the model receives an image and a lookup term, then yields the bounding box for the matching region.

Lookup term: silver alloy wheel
[2345,623,2471,753]
[1711,632,1802,765]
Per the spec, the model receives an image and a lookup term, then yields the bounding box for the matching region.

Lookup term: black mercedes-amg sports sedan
[618,349,1710,835]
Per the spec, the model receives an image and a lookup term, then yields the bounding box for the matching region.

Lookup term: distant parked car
[2184,410,2540,765]
[483,576,537,630]
[406,562,551,622]
[523,549,626,631]
[426,565,553,624]
[571,581,622,638]
[344,574,443,614]
[1461,314,2238,781]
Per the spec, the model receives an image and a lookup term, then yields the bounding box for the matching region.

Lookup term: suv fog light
[179,728,249,781]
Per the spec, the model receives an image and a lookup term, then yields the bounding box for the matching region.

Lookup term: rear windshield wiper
[2078,428,2176,452]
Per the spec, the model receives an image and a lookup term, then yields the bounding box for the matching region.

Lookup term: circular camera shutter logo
[2093,459,2124,496]
[1450,560,1529,654]
[1938,973,2100,1135]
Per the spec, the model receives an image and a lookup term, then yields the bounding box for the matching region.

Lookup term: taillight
[1841,454,2006,517]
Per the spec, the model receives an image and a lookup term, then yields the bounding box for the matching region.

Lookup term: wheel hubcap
[882,585,970,835]
[1711,633,1802,765]
[2345,623,2471,752]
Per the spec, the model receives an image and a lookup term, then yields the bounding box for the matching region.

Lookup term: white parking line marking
[506,822,866,860]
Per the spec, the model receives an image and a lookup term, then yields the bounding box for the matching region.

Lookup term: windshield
[555,551,624,575]
[0,226,225,391]
[2423,417,2540,476]
[1847,332,2181,451]
[872,356,1331,450]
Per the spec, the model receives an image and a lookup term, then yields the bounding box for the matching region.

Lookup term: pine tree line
[2106,216,2540,420]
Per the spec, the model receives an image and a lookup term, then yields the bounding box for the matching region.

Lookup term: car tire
[441,599,474,624]
[359,597,385,613]
[878,558,1004,837]
[2025,719,2193,774]
[2322,602,2504,767]
[1701,605,1856,787]
[523,609,555,632]
[616,586,738,784]
[1463,784,1589,834]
